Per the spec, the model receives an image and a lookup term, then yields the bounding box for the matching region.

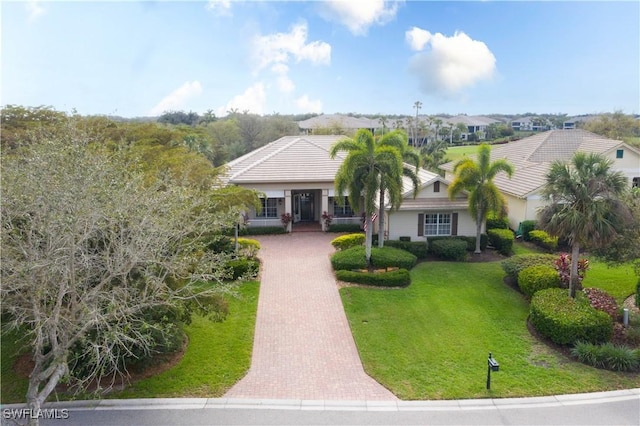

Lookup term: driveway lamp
[486,352,499,390]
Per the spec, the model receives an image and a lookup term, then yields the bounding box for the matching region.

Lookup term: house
[440,115,502,141]
[297,114,380,135]
[223,134,478,241]
[440,129,640,231]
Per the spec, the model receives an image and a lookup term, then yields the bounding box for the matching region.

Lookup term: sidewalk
[224,233,395,400]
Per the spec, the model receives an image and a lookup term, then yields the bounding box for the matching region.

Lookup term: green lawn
[444,145,480,163]
[341,261,640,400]
[0,281,259,403]
[584,261,637,304]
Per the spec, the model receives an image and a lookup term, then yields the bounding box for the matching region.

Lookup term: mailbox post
[486,352,499,390]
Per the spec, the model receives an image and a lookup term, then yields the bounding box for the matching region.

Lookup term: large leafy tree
[540,152,631,298]
[330,129,404,264]
[374,130,420,248]
[1,117,257,424]
[448,143,514,253]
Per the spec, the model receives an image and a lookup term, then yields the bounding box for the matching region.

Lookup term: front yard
[340,260,640,400]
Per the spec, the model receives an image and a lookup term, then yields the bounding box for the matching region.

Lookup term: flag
[364,213,378,231]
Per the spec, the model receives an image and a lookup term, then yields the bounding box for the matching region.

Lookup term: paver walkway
[225,232,396,400]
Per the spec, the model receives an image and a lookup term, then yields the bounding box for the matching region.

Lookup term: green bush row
[327,224,362,233]
[486,216,510,230]
[431,239,468,261]
[501,254,558,282]
[241,226,286,236]
[528,230,558,252]
[427,235,488,252]
[330,246,417,271]
[384,240,429,259]
[520,220,537,241]
[488,228,514,255]
[518,265,560,297]
[331,233,365,250]
[530,288,613,346]
[335,268,411,287]
[571,342,640,372]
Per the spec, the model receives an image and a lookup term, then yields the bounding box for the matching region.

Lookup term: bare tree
[1,120,244,424]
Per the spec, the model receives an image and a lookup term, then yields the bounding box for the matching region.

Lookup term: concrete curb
[2,389,638,412]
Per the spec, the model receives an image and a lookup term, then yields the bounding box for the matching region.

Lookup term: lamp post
[487,352,499,390]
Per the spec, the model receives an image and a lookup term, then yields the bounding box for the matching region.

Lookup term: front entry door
[293,192,313,222]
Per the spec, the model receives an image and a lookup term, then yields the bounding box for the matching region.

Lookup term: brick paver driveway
[225,232,396,400]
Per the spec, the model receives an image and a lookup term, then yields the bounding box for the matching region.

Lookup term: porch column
[284,190,292,232]
[321,189,329,231]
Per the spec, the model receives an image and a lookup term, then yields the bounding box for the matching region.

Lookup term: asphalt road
[3,390,638,426]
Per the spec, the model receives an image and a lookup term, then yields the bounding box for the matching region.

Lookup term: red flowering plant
[280,213,292,231]
[554,253,589,290]
[321,211,333,229]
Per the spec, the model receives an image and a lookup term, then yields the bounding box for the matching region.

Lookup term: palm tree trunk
[365,214,373,266]
[475,209,483,254]
[378,184,385,248]
[569,242,580,298]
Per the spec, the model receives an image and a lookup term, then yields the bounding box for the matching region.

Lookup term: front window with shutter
[424,213,451,235]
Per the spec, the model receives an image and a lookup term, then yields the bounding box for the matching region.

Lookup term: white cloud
[271,64,295,93]
[320,0,400,36]
[295,95,323,114]
[206,0,233,17]
[407,29,497,97]
[26,1,45,23]
[220,83,267,115]
[149,81,203,116]
[253,22,331,72]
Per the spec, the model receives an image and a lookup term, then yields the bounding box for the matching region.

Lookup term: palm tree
[330,129,404,264]
[375,130,420,248]
[420,138,448,174]
[448,143,514,253]
[539,152,630,298]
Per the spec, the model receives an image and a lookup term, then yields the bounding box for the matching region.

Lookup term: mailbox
[488,355,499,372]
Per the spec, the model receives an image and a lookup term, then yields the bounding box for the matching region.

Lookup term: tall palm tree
[420,138,448,174]
[448,143,514,253]
[375,130,420,247]
[540,152,630,298]
[330,129,404,264]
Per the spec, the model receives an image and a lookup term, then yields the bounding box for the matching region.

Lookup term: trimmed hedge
[486,216,509,230]
[520,220,537,241]
[241,226,286,236]
[384,240,428,259]
[518,265,560,297]
[236,238,260,257]
[571,342,640,372]
[431,239,468,261]
[427,235,488,252]
[327,224,362,233]
[501,253,558,282]
[330,246,417,271]
[488,228,514,255]
[530,288,613,345]
[528,230,558,252]
[335,268,411,287]
[331,233,365,250]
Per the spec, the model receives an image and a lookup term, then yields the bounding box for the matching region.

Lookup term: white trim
[259,190,285,198]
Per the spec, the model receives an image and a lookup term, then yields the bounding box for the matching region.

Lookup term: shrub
[241,226,286,236]
[520,220,537,241]
[431,239,468,261]
[583,288,619,320]
[486,215,509,230]
[384,240,428,259]
[330,246,367,271]
[528,230,558,252]
[331,233,365,251]
[204,234,234,253]
[371,247,417,270]
[636,278,640,308]
[327,224,362,233]
[555,253,589,290]
[226,258,260,280]
[518,265,561,297]
[530,288,613,345]
[488,228,514,255]
[428,235,488,252]
[236,238,260,258]
[571,342,640,372]
[335,268,411,287]
[501,254,557,282]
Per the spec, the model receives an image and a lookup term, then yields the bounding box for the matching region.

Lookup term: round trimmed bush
[501,254,557,282]
[331,233,365,251]
[335,268,410,287]
[530,288,613,345]
[431,239,468,261]
[330,246,367,270]
[488,228,514,255]
[371,246,417,270]
[518,265,561,297]
[385,240,428,259]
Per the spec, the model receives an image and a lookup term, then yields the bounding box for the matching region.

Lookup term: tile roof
[440,129,629,198]
[297,114,380,130]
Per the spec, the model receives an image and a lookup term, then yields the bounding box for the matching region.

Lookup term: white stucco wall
[387,209,476,241]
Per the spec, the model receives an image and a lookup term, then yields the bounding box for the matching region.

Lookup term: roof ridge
[229,136,300,180]
[304,136,346,159]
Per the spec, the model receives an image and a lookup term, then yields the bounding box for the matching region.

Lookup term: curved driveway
[225,233,395,400]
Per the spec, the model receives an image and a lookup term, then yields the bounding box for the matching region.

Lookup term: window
[333,197,355,217]
[616,149,624,159]
[433,181,440,193]
[424,213,451,236]
[256,198,278,218]
[633,177,640,188]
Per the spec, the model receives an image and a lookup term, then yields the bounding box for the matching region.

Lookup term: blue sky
[2,1,639,117]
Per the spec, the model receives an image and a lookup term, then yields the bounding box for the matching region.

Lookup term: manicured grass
[1,330,30,403]
[341,261,640,400]
[0,281,259,403]
[445,145,480,163]
[583,261,637,304]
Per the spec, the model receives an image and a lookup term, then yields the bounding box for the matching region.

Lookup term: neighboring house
[440,129,640,232]
[223,134,477,241]
[511,117,533,132]
[297,114,379,135]
[440,115,502,141]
